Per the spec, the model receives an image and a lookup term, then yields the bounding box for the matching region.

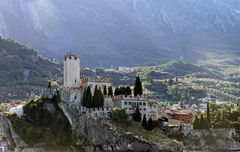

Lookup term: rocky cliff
[59,101,183,152]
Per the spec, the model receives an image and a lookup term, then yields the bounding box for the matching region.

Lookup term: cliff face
[182,127,240,151]
[59,101,183,152]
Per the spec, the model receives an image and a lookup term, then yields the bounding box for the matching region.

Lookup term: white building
[9,105,23,118]
[81,77,112,95]
[64,52,80,88]
[113,96,158,120]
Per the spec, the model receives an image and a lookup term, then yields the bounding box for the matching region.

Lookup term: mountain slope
[0,37,62,102]
[0,0,240,66]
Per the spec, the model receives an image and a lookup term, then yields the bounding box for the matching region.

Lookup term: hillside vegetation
[7,98,79,151]
[88,54,240,103]
[0,37,62,102]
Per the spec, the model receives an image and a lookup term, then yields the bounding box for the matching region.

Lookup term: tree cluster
[114,86,132,96]
[103,86,114,97]
[192,114,211,130]
[142,115,154,131]
[134,76,143,96]
[111,108,128,123]
[82,86,104,108]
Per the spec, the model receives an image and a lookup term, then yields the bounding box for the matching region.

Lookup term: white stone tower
[64,52,80,88]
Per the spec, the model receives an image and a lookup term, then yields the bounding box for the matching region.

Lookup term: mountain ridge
[0,0,240,66]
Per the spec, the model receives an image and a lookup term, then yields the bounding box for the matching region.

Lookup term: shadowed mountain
[0,37,62,102]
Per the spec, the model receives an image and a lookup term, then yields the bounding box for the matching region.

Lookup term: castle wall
[82,81,111,95]
[61,88,82,106]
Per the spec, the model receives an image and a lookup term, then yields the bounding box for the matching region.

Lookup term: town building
[164,110,193,123]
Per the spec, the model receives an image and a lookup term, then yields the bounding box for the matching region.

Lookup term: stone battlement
[64,52,79,61]
[81,77,112,83]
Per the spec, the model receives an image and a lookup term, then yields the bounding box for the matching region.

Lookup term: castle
[61,52,158,120]
[61,52,113,108]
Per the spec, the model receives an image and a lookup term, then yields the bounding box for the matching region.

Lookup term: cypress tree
[142,114,147,129]
[103,85,107,95]
[86,86,92,108]
[108,86,113,97]
[200,114,204,129]
[114,87,120,96]
[133,105,141,122]
[99,88,104,107]
[207,102,211,125]
[48,81,52,90]
[147,117,154,130]
[134,76,143,96]
[193,115,199,130]
[93,85,99,107]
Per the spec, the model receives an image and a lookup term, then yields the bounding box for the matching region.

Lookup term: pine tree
[133,105,141,122]
[108,86,113,97]
[142,114,147,129]
[147,117,154,130]
[103,85,107,95]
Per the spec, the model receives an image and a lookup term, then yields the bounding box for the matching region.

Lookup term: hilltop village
[1,52,240,152]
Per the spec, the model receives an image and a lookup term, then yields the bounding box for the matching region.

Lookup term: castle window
[75,79,77,83]
[75,57,77,60]
[69,56,71,59]
[143,103,146,106]
[128,102,131,105]
[74,96,77,100]
[124,102,127,105]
